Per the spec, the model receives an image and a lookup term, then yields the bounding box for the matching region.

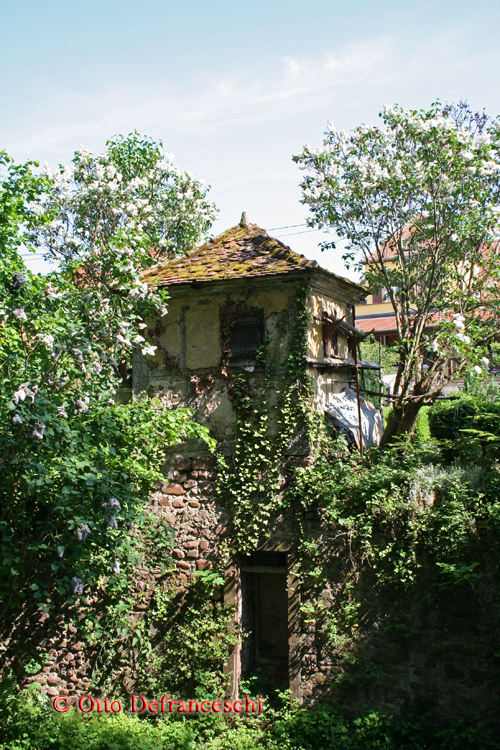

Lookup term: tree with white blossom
[294,102,500,445]
[0,134,215,619]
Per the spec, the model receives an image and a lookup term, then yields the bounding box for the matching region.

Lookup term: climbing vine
[217,284,311,551]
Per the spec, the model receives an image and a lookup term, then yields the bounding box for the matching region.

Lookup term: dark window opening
[227,312,264,368]
[240,551,289,691]
[322,316,340,358]
[324,330,338,357]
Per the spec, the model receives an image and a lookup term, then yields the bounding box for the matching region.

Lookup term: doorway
[240,551,289,691]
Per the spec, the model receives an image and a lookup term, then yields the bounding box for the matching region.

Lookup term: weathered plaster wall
[144,280,299,441]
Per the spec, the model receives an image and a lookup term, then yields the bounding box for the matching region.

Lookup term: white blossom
[141,345,157,356]
[116,333,132,347]
[75,399,89,414]
[13,383,35,404]
[138,322,148,329]
[12,414,23,425]
[57,406,68,419]
[36,333,55,347]
[132,334,145,343]
[481,357,490,370]
[474,365,482,374]
[32,421,46,440]
[12,307,27,321]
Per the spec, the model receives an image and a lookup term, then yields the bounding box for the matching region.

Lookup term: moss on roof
[142,222,319,286]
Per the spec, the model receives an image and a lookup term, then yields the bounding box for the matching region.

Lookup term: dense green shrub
[0,682,497,750]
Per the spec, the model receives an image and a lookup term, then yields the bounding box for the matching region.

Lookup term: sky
[2,0,500,278]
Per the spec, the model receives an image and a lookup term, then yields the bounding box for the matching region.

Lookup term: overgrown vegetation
[0,681,498,750]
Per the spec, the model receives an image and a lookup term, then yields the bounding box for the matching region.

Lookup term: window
[227,312,264,367]
[324,330,338,357]
[322,316,340,358]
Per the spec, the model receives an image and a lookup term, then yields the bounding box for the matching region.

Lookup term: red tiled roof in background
[356,316,398,333]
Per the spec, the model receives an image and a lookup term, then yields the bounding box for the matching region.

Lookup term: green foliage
[428,385,500,463]
[0,681,497,750]
[414,404,431,443]
[0,143,215,626]
[135,572,238,697]
[360,336,399,376]
[217,284,311,551]
[289,432,500,592]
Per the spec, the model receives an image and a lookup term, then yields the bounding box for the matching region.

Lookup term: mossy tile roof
[142,222,319,286]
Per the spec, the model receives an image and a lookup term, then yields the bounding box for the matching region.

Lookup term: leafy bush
[0,682,497,750]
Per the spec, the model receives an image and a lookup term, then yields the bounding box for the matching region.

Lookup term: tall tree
[294,102,500,445]
[0,136,215,619]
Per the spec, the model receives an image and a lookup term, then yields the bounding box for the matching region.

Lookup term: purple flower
[75,523,91,541]
[103,497,121,511]
[71,577,84,595]
[12,414,23,426]
[106,515,118,530]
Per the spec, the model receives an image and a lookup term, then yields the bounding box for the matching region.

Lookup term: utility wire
[275,229,323,238]
[268,223,307,231]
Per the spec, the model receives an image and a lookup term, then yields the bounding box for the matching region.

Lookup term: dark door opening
[240,551,289,691]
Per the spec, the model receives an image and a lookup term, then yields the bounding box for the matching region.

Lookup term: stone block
[47,686,59,696]
[199,540,209,550]
[158,497,170,507]
[188,500,200,508]
[184,479,197,489]
[161,483,186,495]
[196,560,212,571]
[172,499,185,508]
[186,550,199,559]
[177,459,193,472]
[184,540,199,549]
[172,548,185,559]
[177,561,191,570]
[165,514,175,524]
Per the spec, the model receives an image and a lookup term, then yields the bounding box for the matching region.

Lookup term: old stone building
[137,215,379,698]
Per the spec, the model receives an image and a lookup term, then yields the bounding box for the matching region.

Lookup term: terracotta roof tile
[142,222,319,286]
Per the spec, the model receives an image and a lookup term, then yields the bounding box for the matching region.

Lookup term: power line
[275,229,323,238]
[268,223,307,231]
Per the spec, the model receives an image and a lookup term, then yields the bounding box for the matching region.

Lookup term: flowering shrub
[0,138,216,618]
[294,102,500,443]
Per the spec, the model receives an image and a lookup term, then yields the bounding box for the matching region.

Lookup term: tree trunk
[379,398,424,447]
